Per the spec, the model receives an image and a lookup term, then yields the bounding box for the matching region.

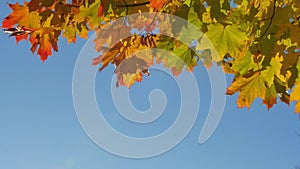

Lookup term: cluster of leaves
[2,0,300,114]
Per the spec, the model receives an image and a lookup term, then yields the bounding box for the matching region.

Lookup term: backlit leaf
[263,84,277,110]
[261,54,283,87]
[204,23,248,59]
[227,71,267,108]
[2,2,29,28]
[291,82,300,114]
[150,0,168,11]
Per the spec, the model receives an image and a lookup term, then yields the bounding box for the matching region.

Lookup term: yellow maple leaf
[291,83,300,114]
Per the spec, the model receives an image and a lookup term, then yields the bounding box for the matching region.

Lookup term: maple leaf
[119,72,144,87]
[173,43,198,71]
[291,82,300,114]
[198,49,213,68]
[15,33,29,44]
[156,36,198,76]
[93,42,123,70]
[150,0,168,11]
[129,14,147,30]
[227,71,267,108]
[77,22,89,39]
[63,23,77,43]
[262,84,277,110]
[30,28,60,62]
[115,55,150,87]
[73,1,102,29]
[2,2,42,44]
[230,51,260,75]
[37,34,53,61]
[2,2,41,29]
[261,54,283,87]
[128,13,158,31]
[93,34,156,86]
[291,58,300,114]
[187,2,204,29]
[204,23,248,59]
[94,21,132,52]
[227,53,285,109]
[61,13,89,43]
[2,3,28,28]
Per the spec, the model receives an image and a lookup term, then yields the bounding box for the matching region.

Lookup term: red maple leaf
[15,33,28,44]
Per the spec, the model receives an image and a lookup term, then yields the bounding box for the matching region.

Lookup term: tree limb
[116,1,149,7]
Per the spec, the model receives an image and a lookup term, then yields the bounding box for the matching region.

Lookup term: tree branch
[259,0,277,39]
[116,1,149,8]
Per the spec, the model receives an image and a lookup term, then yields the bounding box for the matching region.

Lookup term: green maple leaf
[156,37,197,76]
[261,54,283,87]
[173,43,197,69]
[231,51,261,75]
[204,23,248,59]
[73,1,102,29]
[187,3,203,29]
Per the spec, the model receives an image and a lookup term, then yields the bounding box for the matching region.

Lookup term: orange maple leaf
[29,29,60,62]
[2,2,29,28]
[149,0,168,11]
[37,34,52,62]
[262,85,277,110]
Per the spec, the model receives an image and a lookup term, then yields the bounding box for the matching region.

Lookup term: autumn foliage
[2,0,300,114]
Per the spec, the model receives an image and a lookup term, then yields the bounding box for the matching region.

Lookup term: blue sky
[1,1,300,169]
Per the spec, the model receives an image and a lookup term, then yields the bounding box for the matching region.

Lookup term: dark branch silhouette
[116,1,149,7]
[259,0,277,39]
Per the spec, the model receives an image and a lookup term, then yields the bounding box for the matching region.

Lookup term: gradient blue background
[1,1,300,169]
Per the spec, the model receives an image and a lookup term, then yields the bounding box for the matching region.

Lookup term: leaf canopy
[2,0,300,114]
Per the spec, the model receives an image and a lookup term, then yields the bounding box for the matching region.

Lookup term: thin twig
[259,17,272,21]
[146,12,158,32]
[122,0,128,16]
[259,0,277,39]
[137,12,158,36]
